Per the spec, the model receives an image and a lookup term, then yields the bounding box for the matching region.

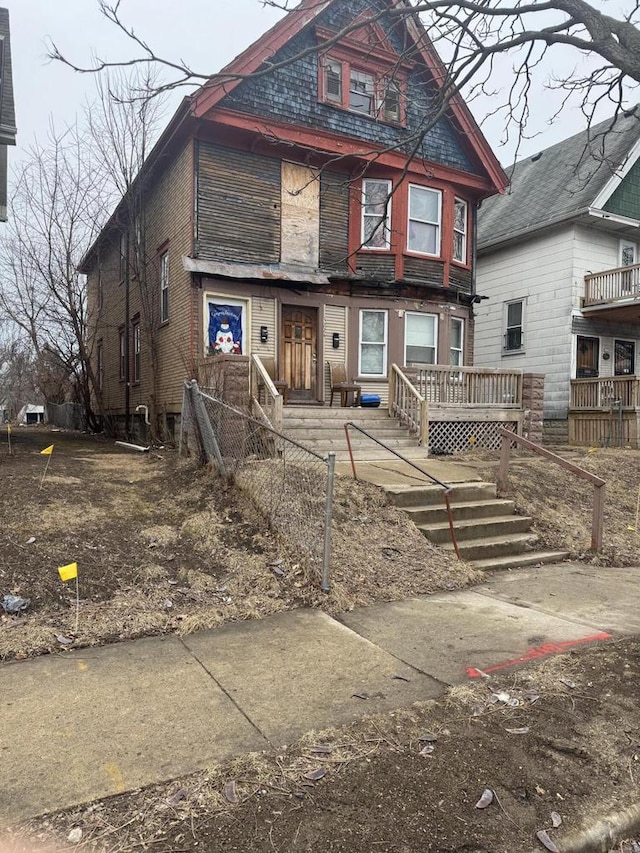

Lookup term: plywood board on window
[281,163,320,268]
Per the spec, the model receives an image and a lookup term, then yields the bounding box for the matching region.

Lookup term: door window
[576,336,600,378]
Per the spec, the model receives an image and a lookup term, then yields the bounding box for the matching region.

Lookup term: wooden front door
[282,306,318,400]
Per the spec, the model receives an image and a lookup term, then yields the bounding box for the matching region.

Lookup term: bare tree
[0,123,109,430]
[48,0,640,155]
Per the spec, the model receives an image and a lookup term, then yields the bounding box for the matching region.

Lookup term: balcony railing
[570,376,640,409]
[584,263,640,305]
[407,365,523,407]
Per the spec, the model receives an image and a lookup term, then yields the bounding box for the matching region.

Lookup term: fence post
[191,380,226,475]
[592,483,605,551]
[497,432,511,496]
[322,452,336,593]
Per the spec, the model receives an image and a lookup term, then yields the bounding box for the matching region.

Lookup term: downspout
[125,229,131,437]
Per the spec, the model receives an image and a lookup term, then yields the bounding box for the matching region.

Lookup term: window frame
[614,339,635,376]
[358,309,388,378]
[361,178,392,251]
[450,317,464,367]
[132,320,141,383]
[320,54,406,126]
[503,299,525,353]
[349,68,375,116]
[119,328,126,380]
[404,311,438,367]
[619,239,637,267]
[407,184,442,257]
[160,251,169,323]
[453,198,468,265]
[576,335,600,379]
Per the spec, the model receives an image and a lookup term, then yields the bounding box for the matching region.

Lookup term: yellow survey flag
[7,425,11,434]
[40,444,54,455]
[58,562,78,582]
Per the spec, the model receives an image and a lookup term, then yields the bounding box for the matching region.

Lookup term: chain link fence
[46,402,86,431]
[181,380,335,590]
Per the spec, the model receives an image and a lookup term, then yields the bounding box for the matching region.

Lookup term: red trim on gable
[208,108,498,197]
[188,0,507,195]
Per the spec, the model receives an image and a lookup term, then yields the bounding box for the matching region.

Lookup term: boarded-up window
[281,163,320,267]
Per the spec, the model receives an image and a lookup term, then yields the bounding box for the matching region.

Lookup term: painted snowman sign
[214,318,242,354]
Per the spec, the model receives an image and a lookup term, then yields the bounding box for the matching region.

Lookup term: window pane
[364,180,389,214]
[621,243,636,266]
[507,302,522,326]
[382,84,400,122]
[408,221,438,255]
[410,187,439,223]
[325,60,342,101]
[450,319,463,350]
[406,314,435,347]
[454,200,466,232]
[361,343,384,374]
[349,70,374,114]
[453,231,465,262]
[363,215,387,248]
[362,310,385,343]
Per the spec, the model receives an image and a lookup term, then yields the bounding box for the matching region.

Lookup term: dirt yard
[5,637,640,853]
[3,430,640,851]
[0,428,476,662]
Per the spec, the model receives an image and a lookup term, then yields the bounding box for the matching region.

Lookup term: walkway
[2,562,639,825]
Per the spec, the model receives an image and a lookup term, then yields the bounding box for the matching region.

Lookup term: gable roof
[478,109,640,253]
[0,7,16,146]
[192,0,508,193]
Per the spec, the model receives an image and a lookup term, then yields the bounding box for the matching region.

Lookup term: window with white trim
[160,251,169,323]
[453,198,468,263]
[405,312,437,365]
[132,320,141,383]
[359,309,388,376]
[450,317,464,367]
[119,328,126,380]
[620,239,637,267]
[362,179,391,250]
[504,300,524,352]
[408,185,441,256]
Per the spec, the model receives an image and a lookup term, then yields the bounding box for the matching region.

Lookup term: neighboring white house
[475,109,640,446]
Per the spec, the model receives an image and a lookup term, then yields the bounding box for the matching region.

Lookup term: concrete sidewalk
[2,563,639,825]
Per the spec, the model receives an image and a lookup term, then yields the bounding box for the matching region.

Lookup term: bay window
[359,309,388,376]
[408,185,441,256]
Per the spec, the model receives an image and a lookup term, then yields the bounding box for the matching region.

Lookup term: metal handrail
[343,421,462,560]
[497,427,606,551]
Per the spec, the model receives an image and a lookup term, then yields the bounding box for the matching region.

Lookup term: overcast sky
[4,0,627,177]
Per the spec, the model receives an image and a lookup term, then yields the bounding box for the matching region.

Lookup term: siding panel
[319,171,350,273]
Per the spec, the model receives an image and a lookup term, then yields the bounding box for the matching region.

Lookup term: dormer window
[320,55,405,125]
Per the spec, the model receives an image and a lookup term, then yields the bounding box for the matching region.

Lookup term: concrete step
[419,515,532,545]
[472,551,571,571]
[386,482,497,508]
[404,499,517,525]
[441,532,539,561]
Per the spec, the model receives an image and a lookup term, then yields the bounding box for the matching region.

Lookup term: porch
[583,262,640,320]
[569,376,640,448]
[248,356,539,456]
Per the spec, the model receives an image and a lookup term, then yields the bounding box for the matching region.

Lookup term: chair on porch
[260,357,288,404]
[328,362,362,407]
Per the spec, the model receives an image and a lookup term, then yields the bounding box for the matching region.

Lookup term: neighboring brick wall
[522,373,544,445]
[220,0,476,174]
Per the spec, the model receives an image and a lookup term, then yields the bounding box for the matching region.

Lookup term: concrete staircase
[384,481,570,571]
[281,405,423,461]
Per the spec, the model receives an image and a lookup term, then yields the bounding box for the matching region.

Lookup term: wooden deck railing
[497,427,606,551]
[408,365,523,407]
[584,263,640,305]
[388,364,428,445]
[250,354,283,432]
[570,376,640,409]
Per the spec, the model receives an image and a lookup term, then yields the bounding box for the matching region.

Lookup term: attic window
[320,56,405,125]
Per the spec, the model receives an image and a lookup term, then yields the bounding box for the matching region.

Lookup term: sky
[4,0,633,178]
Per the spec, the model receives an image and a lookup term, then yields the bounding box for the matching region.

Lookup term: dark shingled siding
[220,0,475,174]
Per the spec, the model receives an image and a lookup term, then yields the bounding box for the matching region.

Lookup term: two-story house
[83,0,508,438]
[0,8,16,221]
[475,110,640,446]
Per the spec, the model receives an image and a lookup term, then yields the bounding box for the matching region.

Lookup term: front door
[282,306,318,401]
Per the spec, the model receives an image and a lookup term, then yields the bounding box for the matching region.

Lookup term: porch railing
[388,363,428,446]
[408,365,523,407]
[570,376,640,409]
[584,263,640,305]
[250,354,283,432]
